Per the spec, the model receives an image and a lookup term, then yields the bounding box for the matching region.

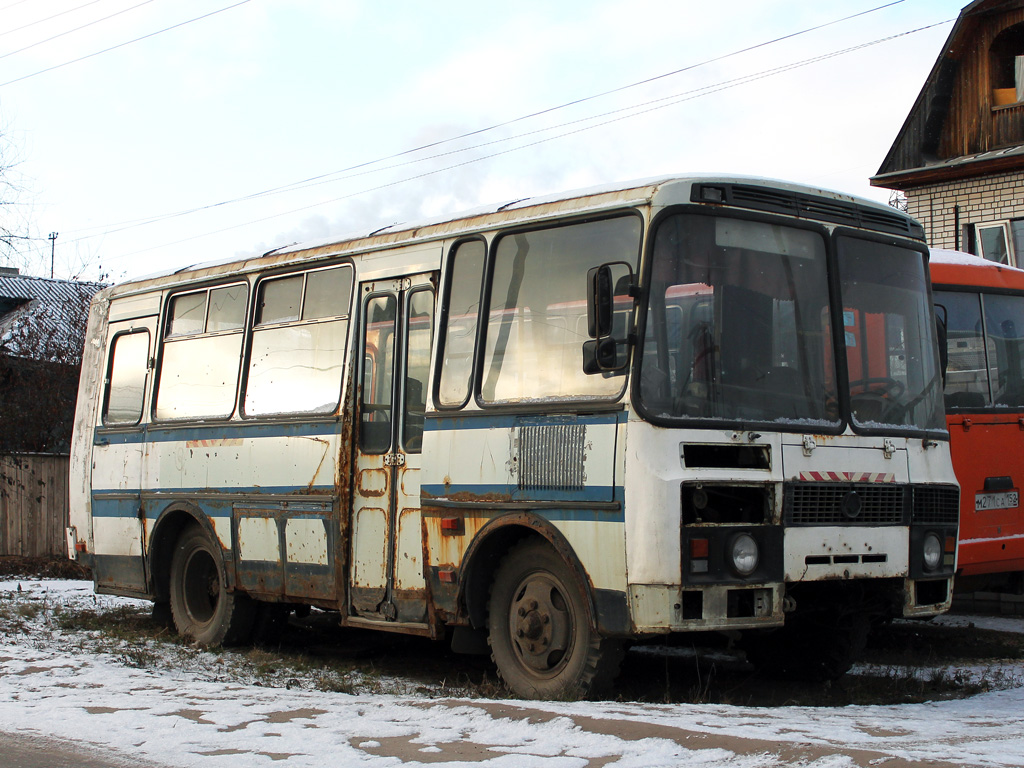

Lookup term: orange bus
[932,249,1024,591]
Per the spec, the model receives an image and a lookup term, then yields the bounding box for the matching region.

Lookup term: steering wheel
[849,377,906,423]
[849,377,905,399]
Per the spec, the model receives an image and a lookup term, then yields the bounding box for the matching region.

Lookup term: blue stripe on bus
[424,411,626,431]
[96,410,625,444]
[94,420,341,446]
[91,497,623,524]
[92,485,335,498]
[421,483,622,504]
[90,487,335,518]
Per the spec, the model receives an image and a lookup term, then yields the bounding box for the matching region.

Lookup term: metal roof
[0,273,106,363]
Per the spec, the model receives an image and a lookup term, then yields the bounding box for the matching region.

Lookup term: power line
[0,0,106,39]
[0,0,159,62]
[106,18,954,264]
[0,0,34,12]
[62,0,911,243]
[0,0,251,87]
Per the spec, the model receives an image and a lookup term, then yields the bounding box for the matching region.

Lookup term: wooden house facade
[872,0,1024,264]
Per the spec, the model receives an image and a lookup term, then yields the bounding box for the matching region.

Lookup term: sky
[4,578,1024,767]
[0,0,970,283]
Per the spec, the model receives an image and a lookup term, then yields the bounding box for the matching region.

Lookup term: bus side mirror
[934,305,948,386]
[584,262,634,374]
[587,265,614,338]
[583,338,620,373]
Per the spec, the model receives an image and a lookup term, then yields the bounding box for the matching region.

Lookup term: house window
[977,223,1012,265]
[990,23,1024,105]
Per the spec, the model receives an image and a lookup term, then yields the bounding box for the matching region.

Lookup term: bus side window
[104,331,150,425]
[436,240,485,407]
[983,292,1024,406]
[935,290,989,409]
[403,289,434,452]
[245,265,353,417]
[156,284,248,420]
[361,294,396,453]
[481,216,641,403]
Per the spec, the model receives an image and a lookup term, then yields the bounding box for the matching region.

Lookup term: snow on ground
[2,579,1024,767]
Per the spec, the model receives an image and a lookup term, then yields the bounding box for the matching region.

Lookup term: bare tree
[0,127,34,272]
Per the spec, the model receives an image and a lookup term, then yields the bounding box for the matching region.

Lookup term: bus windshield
[835,236,944,432]
[637,213,944,433]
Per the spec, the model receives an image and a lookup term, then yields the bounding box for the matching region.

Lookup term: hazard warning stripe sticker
[797,471,895,483]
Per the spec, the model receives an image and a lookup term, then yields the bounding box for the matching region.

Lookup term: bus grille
[784,483,907,525]
[783,483,960,526]
[692,183,925,239]
[912,485,960,524]
[518,423,586,490]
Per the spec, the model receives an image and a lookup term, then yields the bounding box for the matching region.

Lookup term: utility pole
[48,232,58,278]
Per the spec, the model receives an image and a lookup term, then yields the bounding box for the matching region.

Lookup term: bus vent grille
[694,183,925,239]
[783,482,907,526]
[518,424,586,490]
[912,485,960,524]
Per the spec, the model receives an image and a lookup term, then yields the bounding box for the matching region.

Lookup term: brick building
[872,0,1024,264]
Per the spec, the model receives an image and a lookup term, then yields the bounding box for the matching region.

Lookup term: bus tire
[487,538,619,700]
[169,524,254,646]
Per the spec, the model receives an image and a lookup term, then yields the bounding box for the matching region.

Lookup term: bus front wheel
[169,524,254,646]
[487,539,620,699]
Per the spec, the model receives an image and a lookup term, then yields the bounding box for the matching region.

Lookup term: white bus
[68,175,959,699]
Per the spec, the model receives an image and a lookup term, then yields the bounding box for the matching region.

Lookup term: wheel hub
[510,578,571,672]
[516,602,550,647]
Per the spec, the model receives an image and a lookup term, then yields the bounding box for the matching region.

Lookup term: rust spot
[421,488,514,504]
[357,468,388,497]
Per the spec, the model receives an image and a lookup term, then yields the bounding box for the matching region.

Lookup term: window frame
[976,222,1014,266]
[633,204,839,433]
[433,236,488,411]
[240,262,355,420]
[152,281,249,423]
[401,286,435,453]
[473,211,644,410]
[102,328,152,427]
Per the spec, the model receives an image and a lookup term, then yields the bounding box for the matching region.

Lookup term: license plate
[975,491,1019,511]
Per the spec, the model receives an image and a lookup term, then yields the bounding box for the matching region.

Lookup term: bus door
[350,273,435,625]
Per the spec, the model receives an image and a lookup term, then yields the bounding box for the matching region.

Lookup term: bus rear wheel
[169,524,254,646]
[487,539,620,700]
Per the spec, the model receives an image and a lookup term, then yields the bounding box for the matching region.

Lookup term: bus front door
[350,274,435,626]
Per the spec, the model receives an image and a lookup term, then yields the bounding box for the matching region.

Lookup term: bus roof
[929,248,1024,291]
[104,174,920,299]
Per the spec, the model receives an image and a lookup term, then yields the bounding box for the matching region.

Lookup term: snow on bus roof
[930,248,1024,275]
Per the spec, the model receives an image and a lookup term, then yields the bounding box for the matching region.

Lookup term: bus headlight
[922,532,943,572]
[728,533,759,577]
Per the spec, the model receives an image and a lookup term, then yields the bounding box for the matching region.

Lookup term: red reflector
[440,516,464,535]
[945,536,956,554]
[690,538,709,559]
[438,567,456,584]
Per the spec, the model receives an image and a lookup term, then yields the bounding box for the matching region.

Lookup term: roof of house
[0,272,105,363]
[872,0,1024,188]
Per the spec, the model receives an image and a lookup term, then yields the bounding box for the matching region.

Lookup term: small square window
[167,293,206,337]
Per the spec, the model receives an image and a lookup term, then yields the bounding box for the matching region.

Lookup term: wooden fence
[0,453,70,557]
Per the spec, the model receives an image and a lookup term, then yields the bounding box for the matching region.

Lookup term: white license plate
[975,491,1019,511]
